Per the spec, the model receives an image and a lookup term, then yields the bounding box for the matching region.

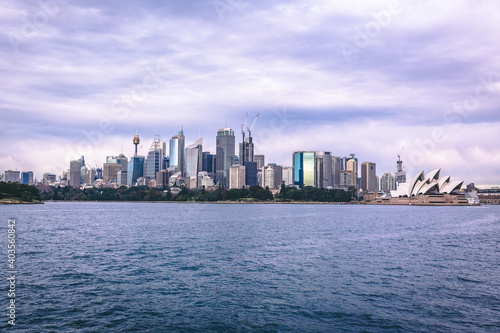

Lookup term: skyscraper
[395,155,407,184]
[254,155,265,169]
[264,163,283,189]
[345,154,358,187]
[380,172,396,192]
[202,152,216,178]
[315,152,334,188]
[169,129,185,176]
[145,136,164,179]
[332,156,341,186]
[361,161,377,192]
[229,165,246,189]
[185,138,203,188]
[282,166,293,186]
[239,137,254,166]
[4,170,20,183]
[21,171,34,185]
[216,128,235,188]
[69,160,81,187]
[293,151,315,188]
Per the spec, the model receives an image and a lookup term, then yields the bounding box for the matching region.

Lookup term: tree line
[36,184,354,203]
[0,182,41,202]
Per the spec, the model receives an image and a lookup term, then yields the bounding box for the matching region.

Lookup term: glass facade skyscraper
[127,156,145,186]
[216,128,235,188]
[184,138,203,187]
[169,129,185,176]
[293,151,315,188]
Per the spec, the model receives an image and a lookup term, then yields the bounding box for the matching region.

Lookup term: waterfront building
[216,128,235,188]
[345,154,358,186]
[5,170,20,183]
[245,161,258,186]
[69,161,81,187]
[332,156,342,186]
[95,168,103,180]
[145,136,164,180]
[395,155,407,184]
[127,156,145,186]
[239,137,254,166]
[254,155,265,169]
[229,165,245,189]
[169,129,185,175]
[21,171,34,185]
[262,163,283,189]
[361,161,377,192]
[103,163,122,183]
[380,172,396,192]
[184,138,203,180]
[315,152,334,188]
[155,170,168,188]
[282,166,293,186]
[339,170,354,187]
[43,173,57,185]
[84,168,96,185]
[293,151,315,188]
[202,152,216,178]
[117,170,127,186]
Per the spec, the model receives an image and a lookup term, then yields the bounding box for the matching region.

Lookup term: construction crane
[247,112,259,138]
[241,112,248,144]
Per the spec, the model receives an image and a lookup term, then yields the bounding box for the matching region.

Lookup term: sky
[1,0,499,184]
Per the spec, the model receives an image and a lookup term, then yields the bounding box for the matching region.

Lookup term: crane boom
[247,112,259,137]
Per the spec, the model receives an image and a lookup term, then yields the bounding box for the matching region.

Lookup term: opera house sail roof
[390,168,464,198]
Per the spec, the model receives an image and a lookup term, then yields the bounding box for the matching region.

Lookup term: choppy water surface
[1,203,499,332]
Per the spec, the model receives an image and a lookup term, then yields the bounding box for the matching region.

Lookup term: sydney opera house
[366,169,474,206]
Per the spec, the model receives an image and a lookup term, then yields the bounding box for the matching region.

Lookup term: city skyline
[1,1,500,184]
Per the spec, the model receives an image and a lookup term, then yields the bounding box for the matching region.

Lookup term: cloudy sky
[1,0,499,184]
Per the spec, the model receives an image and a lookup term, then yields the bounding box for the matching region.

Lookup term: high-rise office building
[239,137,254,166]
[103,163,122,183]
[293,151,315,188]
[282,166,293,186]
[254,155,265,169]
[202,152,216,178]
[332,156,342,186]
[69,160,81,187]
[229,165,246,189]
[245,162,258,186]
[216,128,235,188]
[315,152,334,188]
[5,170,20,183]
[345,154,358,186]
[117,170,127,186]
[380,172,396,192]
[185,138,203,188]
[145,136,164,180]
[339,170,354,187]
[21,171,34,185]
[395,155,407,184]
[169,129,185,176]
[128,157,145,186]
[264,163,283,189]
[361,161,377,192]
[43,173,57,185]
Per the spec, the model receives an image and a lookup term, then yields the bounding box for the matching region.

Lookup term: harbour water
[1,202,499,332]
